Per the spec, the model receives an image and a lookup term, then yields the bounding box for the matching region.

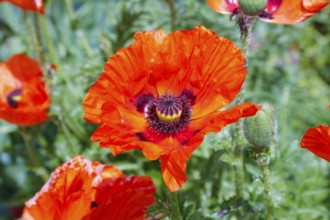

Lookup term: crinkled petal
[162,26,247,118]
[160,136,203,192]
[83,176,155,220]
[300,125,330,162]
[92,124,167,159]
[191,102,261,134]
[23,156,124,220]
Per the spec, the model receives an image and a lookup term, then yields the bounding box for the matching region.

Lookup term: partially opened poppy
[207,0,329,24]
[83,26,260,192]
[300,125,330,162]
[0,0,44,14]
[0,54,50,126]
[23,156,156,220]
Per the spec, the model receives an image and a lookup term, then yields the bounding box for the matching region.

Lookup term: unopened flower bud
[238,0,268,16]
[244,103,276,148]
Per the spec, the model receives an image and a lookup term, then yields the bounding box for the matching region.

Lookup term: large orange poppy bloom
[23,156,156,220]
[0,54,49,126]
[0,0,44,14]
[83,26,260,192]
[207,0,329,24]
[300,125,330,162]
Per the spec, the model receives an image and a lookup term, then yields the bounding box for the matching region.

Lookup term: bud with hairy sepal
[238,0,268,16]
[244,103,276,148]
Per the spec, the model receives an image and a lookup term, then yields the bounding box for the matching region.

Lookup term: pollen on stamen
[145,92,192,135]
[155,93,183,123]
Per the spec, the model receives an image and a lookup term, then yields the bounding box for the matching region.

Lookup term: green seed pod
[243,103,275,148]
[238,0,268,16]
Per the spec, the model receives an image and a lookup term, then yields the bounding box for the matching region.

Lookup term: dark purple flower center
[136,90,195,135]
[7,88,22,108]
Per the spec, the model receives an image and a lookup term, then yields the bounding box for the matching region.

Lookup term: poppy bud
[243,103,276,148]
[238,0,268,16]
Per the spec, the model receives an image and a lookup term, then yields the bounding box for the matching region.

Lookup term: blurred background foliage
[0,0,329,219]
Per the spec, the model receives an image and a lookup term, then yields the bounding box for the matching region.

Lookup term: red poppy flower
[207,0,329,24]
[0,0,44,14]
[22,156,156,220]
[83,26,260,192]
[300,125,330,162]
[0,54,50,126]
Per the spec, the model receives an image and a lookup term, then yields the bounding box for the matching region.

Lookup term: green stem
[170,191,182,220]
[51,116,76,155]
[165,0,177,31]
[40,15,60,67]
[32,13,45,70]
[19,127,40,166]
[23,11,37,55]
[260,162,274,220]
[64,0,75,19]
[232,15,256,204]
[77,31,94,58]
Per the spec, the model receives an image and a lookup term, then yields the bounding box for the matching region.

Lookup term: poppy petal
[262,0,329,24]
[160,149,189,192]
[207,0,239,14]
[158,26,247,119]
[83,176,156,220]
[91,124,167,159]
[300,125,330,162]
[190,102,261,134]
[0,0,45,14]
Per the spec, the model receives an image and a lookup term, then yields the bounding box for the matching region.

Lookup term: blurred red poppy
[0,0,44,14]
[207,0,329,24]
[83,26,260,192]
[23,156,156,220]
[0,54,50,126]
[300,125,330,161]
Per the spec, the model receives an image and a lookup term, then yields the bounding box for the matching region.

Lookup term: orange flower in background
[207,0,329,24]
[0,0,44,14]
[83,26,260,192]
[23,156,156,220]
[0,54,50,126]
[300,125,330,162]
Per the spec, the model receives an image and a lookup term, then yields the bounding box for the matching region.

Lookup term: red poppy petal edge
[300,125,330,162]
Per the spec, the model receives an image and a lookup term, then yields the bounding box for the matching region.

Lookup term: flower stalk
[23,11,37,54]
[40,16,60,67]
[261,162,274,220]
[32,13,45,71]
[232,15,256,201]
[164,0,177,31]
[170,191,182,220]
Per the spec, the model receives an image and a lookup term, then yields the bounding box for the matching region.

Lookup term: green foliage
[0,0,329,219]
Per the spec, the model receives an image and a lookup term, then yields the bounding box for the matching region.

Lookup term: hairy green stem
[170,191,182,220]
[232,15,256,205]
[23,11,37,54]
[164,0,177,31]
[40,15,60,67]
[260,162,274,220]
[33,13,45,70]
